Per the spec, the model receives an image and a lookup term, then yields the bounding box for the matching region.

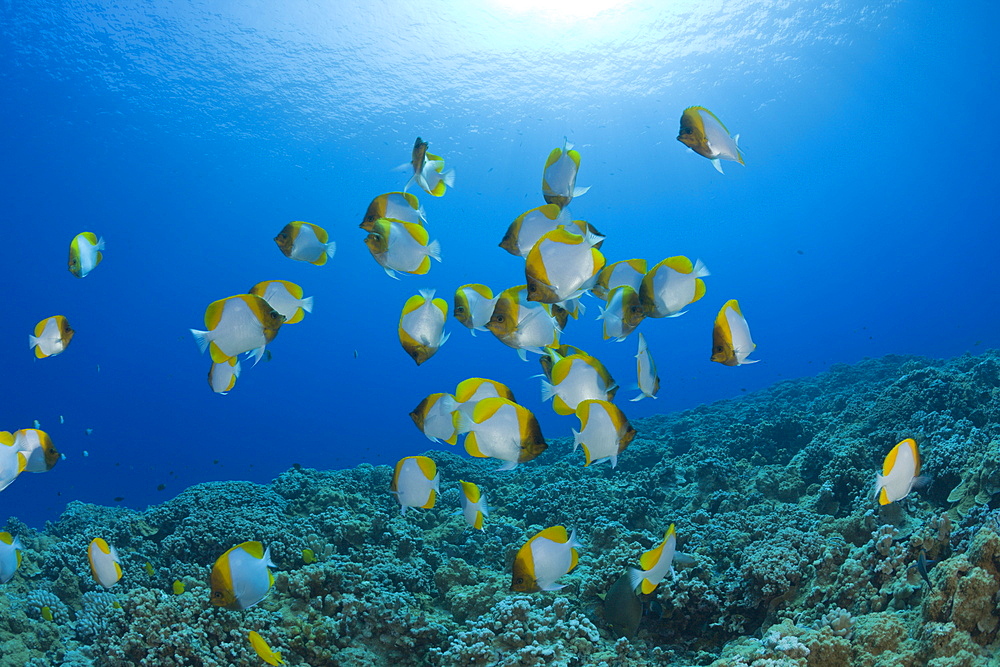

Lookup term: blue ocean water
[2,0,996,528]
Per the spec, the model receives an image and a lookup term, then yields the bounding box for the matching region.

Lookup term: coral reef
[1,349,1000,665]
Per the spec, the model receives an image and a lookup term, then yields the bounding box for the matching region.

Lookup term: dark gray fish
[603,571,642,638]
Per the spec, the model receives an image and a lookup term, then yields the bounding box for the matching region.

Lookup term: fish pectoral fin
[712,158,724,174]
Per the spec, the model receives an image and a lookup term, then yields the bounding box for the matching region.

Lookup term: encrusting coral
[1,349,999,665]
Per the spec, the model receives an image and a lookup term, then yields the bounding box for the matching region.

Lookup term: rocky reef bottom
[3,349,1000,666]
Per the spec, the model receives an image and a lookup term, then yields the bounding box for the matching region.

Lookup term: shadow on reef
[2,350,1000,665]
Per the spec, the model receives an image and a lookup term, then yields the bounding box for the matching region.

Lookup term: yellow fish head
[361,196,386,231]
[363,220,391,255]
[486,294,517,337]
[411,137,429,173]
[677,107,707,152]
[525,277,560,304]
[273,223,297,257]
[510,554,539,593]
[453,291,472,327]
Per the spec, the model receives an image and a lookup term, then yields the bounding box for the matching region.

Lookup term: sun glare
[490,0,634,22]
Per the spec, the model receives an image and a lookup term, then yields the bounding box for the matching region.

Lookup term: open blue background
[2,0,997,526]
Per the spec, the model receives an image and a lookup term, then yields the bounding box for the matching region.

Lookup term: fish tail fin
[442,168,456,188]
[300,296,314,313]
[418,289,436,302]
[28,335,38,350]
[426,240,442,262]
[571,429,582,451]
[456,410,474,435]
[95,237,106,251]
[627,567,645,593]
[325,241,337,258]
[190,329,211,354]
[567,528,583,549]
[540,379,557,403]
[693,259,710,278]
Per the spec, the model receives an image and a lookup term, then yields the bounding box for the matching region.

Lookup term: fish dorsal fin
[405,221,430,245]
[626,258,647,274]
[543,227,582,246]
[401,293,427,316]
[473,511,484,530]
[403,192,420,209]
[908,439,921,475]
[460,480,480,503]
[641,578,657,594]
[415,256,432,275]
[281,280,304,299]
[692,278,707,303]
[464,432,484,457]
[472,397,507,423]
[432,298,449,318]
[662,256,694,274]
[81,232,99,245]
[882,441,902,476]
[308,223,329,244]
[539,204,562,220]
[575,399,595,430]
[544,147,563,169]
[454,378,483,402]
[0,432,13,447]
[567,150,581,169]
[640,540,665,571]
[469,284,493,299]
[878,486,891,505]
[239,541,265,560]
[551,357,576,385]
[415,456,437,480]
[570,547,579,571]
[536,526,569,543]
[204,298,228,329]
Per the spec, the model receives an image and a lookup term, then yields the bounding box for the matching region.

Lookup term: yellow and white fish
[592,259,647,300]
[190,295,285,365]
[404,137,455,197]
[210,541,275,610]
[573,399,636,468]
[457,397,547,471]
[710,299,758,366]
[511,526,582,592]
[409,393,459,445]
[458,480,488,531]
[249,631,284,666]
[677,106,745,174]
[525,228,605,304]
[538,344,585,381]
[630,333,660,401]
[0,532,23,583]
[486,286,562,360]
[13,429,58,472]
[88,538,122,589]
[273,221,337,265]
[29,315,74,358]
[0,433,27,493]
[627,524,676,594]
[249,280,313,324]
[640,257,709,318]
[598,285,645,342]
[454,378,517,418]
[391,456,439,515]
[68,232,105,278]
[499,204,571,258]
[398,289,450,365]
[364,218,441,279]
[361,191,425,231]
[541,353,617,417]
[208,357,241,394]
[453,284,498,335]
[541,139,591,208]
[875,438,928,505]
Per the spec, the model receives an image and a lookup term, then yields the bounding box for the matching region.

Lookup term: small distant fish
[85,428,93,436]
[83,450,89,457]
[301,548,316,564]
[573,399,636,468]
[542,139,591,208]
[498,204,570,258]
[249,280,313,324]
[398,289,450,365]
[390,456,439,515]
[0,532,23,584]
[457,397,547,471]
[874,438,928,505]
[404,137,455,197]
[710,299,758,366]
[364,218,441,279]
[631,333,660,401]
[190,295,285,365]
[628,524,678,594]
[361,191,425,232]
[677,106,744,174]
[525,228,605,304]
[33,420,40,429]
[454,378,516,417]
[68,232,105,278]
[29,316,74,358]
[249,631,285,666]
[910,550,936,587]
[592,259,647,300]
[598,285,645,342]
[58,416,64,424]
[172,580,185,595]
[602,571,642,638]
[40,606,53,621]
[88,538,123,589]
[410,393,460,445]
[640,257,709,318]
[13,429,59,472]
[485,286,561,361]
[511,526,582,592]
[273,221,336,265]
[0,432,28,493]
[144,562,154,576]
[458,480,489,531]
[210,541,276,610]
[541,354,617,416]
[453,284,498,335]
[208,358,241,395]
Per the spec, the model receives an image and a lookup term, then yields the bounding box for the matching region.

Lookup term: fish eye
[528,284,536,292]
[515,577,523,584]
[715,345,723,352]
[455,306,464,313]
[212,591,222,598]
[495,315,505,323]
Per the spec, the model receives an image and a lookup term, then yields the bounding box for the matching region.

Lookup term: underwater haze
[2,0,1000,665]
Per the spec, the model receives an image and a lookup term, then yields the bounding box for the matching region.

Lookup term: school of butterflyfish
[7,113,931,652]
